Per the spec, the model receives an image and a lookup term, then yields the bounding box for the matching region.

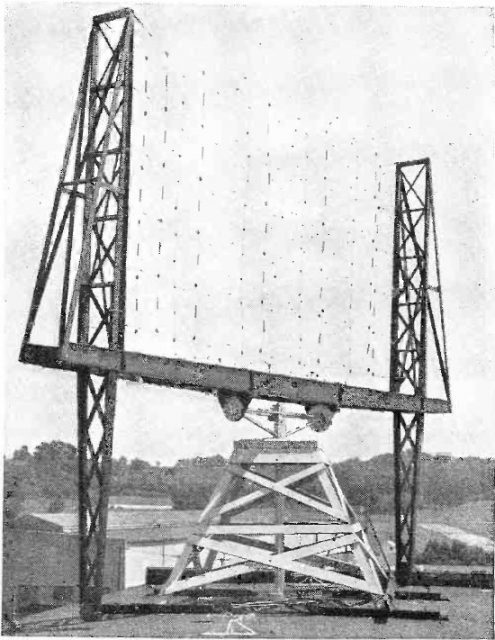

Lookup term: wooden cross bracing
[162,441,386,598]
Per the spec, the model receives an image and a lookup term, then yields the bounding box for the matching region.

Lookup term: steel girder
[20,342,450,414]
[389,159,450,585]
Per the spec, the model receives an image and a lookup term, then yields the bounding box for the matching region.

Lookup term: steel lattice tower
[21,8,134,618]
[389,159,450,585]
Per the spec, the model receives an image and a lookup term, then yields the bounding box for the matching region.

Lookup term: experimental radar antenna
[19,8,450,619]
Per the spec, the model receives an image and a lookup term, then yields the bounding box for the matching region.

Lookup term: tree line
[3,441,493,524]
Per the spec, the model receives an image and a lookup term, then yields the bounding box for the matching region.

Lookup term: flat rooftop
[14,583,493,638]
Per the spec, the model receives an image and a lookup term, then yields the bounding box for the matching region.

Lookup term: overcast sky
[4,3,495,464]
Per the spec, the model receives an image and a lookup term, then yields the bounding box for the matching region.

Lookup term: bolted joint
[217,390,251,422]
[79,586,103,621]
[305,403,339,432]
[395,561,412,587]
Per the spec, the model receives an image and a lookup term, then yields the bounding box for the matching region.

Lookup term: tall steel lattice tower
[21,8,134,618]
[19,9,450,619]
[389,159,451,585]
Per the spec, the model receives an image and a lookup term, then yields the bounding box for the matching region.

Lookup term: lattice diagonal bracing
[389,159,450,585]
[20,10,135,620]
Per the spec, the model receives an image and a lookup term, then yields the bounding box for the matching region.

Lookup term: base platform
[99,582,448,621]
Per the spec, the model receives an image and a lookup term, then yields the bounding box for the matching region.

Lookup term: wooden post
[274,413,286,597]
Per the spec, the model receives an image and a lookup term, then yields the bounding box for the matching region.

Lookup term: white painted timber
[229,466,345,520]
[202,523,361,535]
[193,535,383,595]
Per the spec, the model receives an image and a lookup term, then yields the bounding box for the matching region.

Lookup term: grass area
[363,501,492,567]
[417,501,492,538]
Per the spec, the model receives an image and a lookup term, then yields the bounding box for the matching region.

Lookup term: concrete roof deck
[15,583,493,638]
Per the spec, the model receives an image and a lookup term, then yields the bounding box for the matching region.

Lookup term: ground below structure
[9,582,493,638]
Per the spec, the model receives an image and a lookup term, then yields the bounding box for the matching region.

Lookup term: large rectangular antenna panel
[125,15,392,390]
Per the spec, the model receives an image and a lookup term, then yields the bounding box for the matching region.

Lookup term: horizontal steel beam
[20,343,451,414]
[99,601,447,620]
[395,158,430,168]
[93,8,134,25]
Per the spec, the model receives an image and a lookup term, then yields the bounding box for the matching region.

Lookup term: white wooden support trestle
[162,440,387,598]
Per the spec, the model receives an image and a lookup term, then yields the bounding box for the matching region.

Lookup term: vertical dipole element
[71,9,134,620]
[389,158,448,585]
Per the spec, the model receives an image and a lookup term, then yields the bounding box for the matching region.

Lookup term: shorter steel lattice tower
[389,159,450,585]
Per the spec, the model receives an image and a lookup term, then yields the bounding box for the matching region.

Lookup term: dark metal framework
[21,342,449,414]
[389,159,450,585]
[21,8,135,619]
[18,9,450,618]
[75,11,134,619]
